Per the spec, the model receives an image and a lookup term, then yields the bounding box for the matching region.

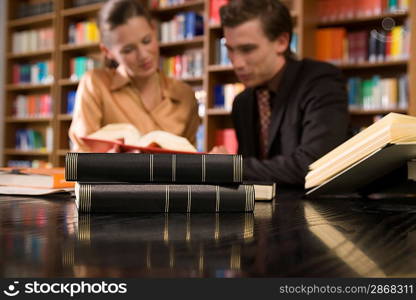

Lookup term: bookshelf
[203,0,318,150]
[311,0,416,132]
[2,0,416,167]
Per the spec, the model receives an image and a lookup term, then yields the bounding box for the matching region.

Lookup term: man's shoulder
[232,88,251,108]
[296,58,343,79]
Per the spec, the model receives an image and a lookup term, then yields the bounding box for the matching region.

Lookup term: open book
[81,123,198,154]
[305,113,416,194]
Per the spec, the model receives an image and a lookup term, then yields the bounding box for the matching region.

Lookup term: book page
[133,130,197,152]
[87,123,142,145]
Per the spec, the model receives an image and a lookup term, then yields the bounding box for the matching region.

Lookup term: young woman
[69,0,200,152]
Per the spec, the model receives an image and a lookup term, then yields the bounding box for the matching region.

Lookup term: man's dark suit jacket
[232,58,349,186]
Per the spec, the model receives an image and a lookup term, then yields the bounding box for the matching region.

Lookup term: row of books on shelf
[17,1,54,19]
[7,160,51,168]
[72,0,106,7]
[68,20,100,45]
[12,61,54,85]
[12,28,54,54]
[15,128,52,152]
[347,75,408,110]
[149,0,195,9]
[159,12,204,43]
[69,56,100,81]
[315,25,410,64]
[214,83,245,111]
[13,94,52,118]
[160,50,204,79]
[215,37,231,66]
[318,0,409,22]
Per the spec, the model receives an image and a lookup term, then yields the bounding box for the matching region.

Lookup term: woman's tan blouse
[68,66,201,152]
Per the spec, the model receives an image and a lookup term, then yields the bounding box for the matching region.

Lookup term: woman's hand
[209,145,229,154]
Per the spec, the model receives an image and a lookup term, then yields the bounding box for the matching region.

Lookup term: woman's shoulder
[80,68,115,87]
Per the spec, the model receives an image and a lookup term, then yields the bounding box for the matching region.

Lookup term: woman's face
[105,16,159,79]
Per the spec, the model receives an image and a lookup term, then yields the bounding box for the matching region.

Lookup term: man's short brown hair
[220,0,293,58]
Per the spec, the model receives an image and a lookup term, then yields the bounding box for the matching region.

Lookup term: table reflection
[2,192,416,277]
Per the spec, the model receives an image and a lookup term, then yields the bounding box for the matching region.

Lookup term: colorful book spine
[68,19,100,45]
[215,129,238,154]
[13,94,52,117]
[160,50,204,79]
[214,83,245,110]
[65,153,243,183]
[215,37,231,65]
[316,25,409,64]
[67,91,77,115]
[317,0,409,22]
[210,0,228,25]
[15,129,47,151]
[12,61,54,84]
[12,27,54,54]
[347,75,408,110]
[69,56,100,80]
[75,183,255,213]
[159,12,204,43]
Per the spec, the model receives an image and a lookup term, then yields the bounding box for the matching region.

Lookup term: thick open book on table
[81,123,198,154]
[305,113,416,195]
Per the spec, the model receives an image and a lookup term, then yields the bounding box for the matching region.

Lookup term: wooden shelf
[182,77,204,84]
[207,65,234,72]
[335,59,408,70]
[159,36,204,48]
[349,108,408,115]
[59,79,79,86]
[8,13,54,28]
[206,108,231,116]
[6,83,53,91]
[58,114,73,121]
[62,3,104,16]
[150,0,204,13]
[318,11,409,27]
[3,0,415,166]
[209,23,222,30]
[60,43,100,51]
[7,50,53,59]
[5,117,53,123]
[4,149,51,156]
[58,150,71,156]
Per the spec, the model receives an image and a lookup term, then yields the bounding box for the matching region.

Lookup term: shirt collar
[110,65,130,91]
[110,66,183,103]
[256,60,287,94]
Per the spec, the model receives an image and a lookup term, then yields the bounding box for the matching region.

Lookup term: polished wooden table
[1,189,416,277]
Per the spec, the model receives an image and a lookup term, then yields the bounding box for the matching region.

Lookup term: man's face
[224,18,288,87]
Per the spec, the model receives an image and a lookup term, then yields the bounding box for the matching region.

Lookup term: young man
[214,0,348,187]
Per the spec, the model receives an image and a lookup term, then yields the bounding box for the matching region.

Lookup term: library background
[0,0,414,168]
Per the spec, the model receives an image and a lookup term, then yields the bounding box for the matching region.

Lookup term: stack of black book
[65,153,255,213]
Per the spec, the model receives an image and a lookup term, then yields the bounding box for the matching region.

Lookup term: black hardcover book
[66,153,243,184]
[75,183,255,213]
